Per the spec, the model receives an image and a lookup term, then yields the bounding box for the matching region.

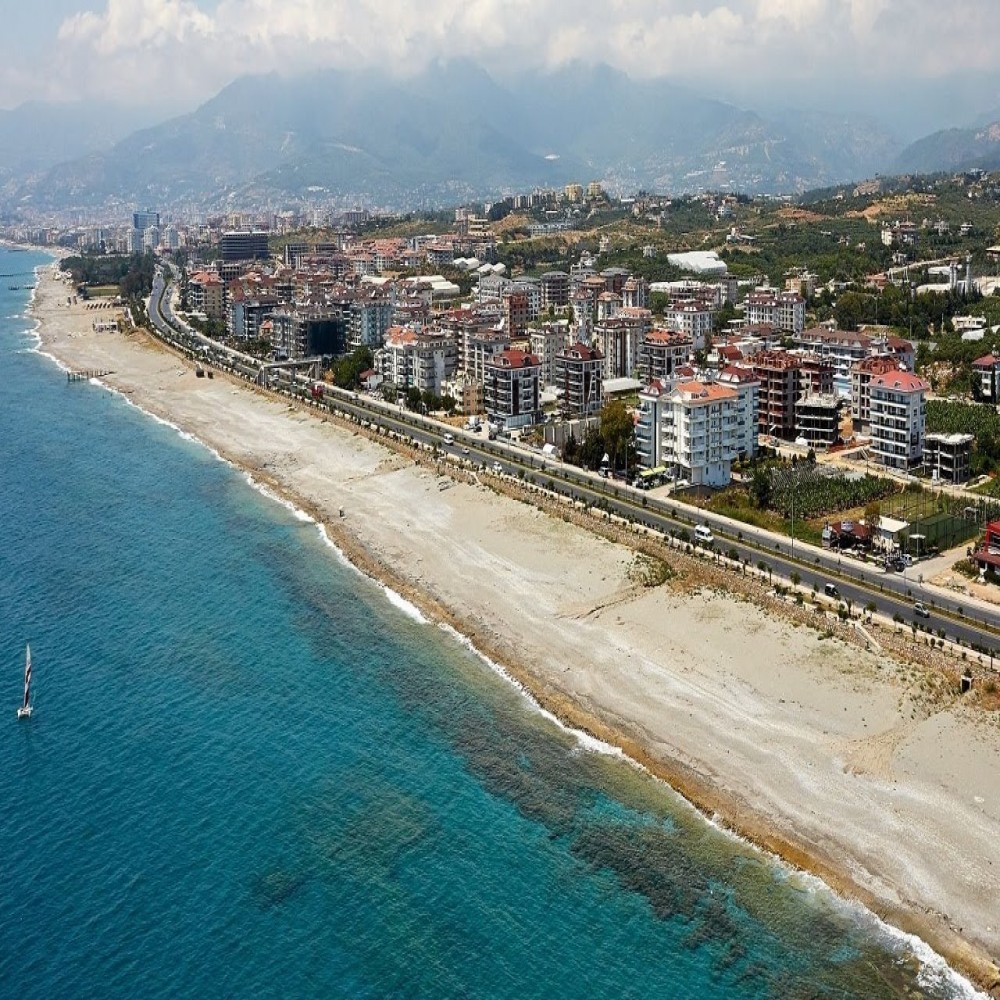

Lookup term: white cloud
[9,0,1000,108]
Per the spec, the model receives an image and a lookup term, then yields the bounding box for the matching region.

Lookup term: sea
[0,247,985,999]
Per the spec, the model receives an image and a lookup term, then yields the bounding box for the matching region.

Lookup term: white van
[443,432,455,446]
[694,524,715,544]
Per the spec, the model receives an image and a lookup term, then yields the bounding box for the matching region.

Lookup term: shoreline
[22,262,1000,996]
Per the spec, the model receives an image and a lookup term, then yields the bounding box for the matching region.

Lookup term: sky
[3,0,1000,134]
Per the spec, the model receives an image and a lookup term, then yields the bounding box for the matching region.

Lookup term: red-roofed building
[555,342,604,417]
[484,349,542,429]
[973,354,1000,403]
[851,355,901,434]
[973,519,1000,575]
[869,371,929,470]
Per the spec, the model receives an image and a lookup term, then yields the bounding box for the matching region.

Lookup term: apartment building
[639,328,692,383]
[973,354,1000,403]
[869,371,929,470]
[530,322,570,386]
[743,289,806,334]
[270,307,347,360]
[187,271,225,320]
[539,271,570,309]
[795,394,841,448]
[750,350,834,439]
[794,327,875,397]
[555,343,604,418]
[923,433,973,484]
[377,326,458,395]
[597,308,652,380]
[664,381,741,487]
[484,350,542,430]
[716,366,760,459]
[663,300,715,350]
[851,356,900,433]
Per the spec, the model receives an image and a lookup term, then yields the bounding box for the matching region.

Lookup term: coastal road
[146,269,1000,657]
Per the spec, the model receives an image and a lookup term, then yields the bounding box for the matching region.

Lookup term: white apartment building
[869,371,929,470]
[743,289,805,334]
[597,308,652,380]
[378,326,458,396]
[716,366,760,460]
[530,323,570,386]
[636,378,745,486]
[663,301,714,350]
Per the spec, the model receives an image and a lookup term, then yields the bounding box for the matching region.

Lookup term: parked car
[913,601,930,619]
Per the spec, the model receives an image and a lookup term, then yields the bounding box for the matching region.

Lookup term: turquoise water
[0,250,981,999]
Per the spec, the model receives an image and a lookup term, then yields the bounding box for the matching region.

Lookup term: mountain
[6,62,906,212]
[0,101,169,179]
[894,120,1000,174]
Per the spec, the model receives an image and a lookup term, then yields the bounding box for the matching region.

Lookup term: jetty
[67,368,113,382]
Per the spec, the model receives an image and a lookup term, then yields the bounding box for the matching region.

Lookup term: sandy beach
[28,263,1000,994]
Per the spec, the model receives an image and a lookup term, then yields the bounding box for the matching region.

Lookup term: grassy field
[85,285,120,298]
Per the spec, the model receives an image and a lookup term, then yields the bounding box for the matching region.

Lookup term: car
[823,583,840,598]
[913,601,930,619]
[461,447,470,455]
[492,461,503,473]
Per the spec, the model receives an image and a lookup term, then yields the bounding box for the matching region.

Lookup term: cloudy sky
[3,0,1000,129]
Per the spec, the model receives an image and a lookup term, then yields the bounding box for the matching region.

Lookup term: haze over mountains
[3,61,1000,214]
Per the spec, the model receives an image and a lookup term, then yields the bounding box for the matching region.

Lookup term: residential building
[743,289,806,333]
[794,327,877,397]
[663,300,714,350]
[717,366,760,459]
[556,343,604,417]
[869,371,929,470]
[663,380,741,487]
[923,433,974,484]
[484,350,542,430]
[639,328,692,382]
[539,271,570,309]
[973,354,1000,403]
[795,394,841,448]
[270,307,348,360]
[503,289,530,337]
[752,350,802,439]
[851,356,900,434]
[530,322,570,385]
[635,380,669,471]
[228,295,279,342]
[187,271,225,320]
[597,308,652,380]
[378,326,458,395]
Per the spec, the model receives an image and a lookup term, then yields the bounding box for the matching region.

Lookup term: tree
[599,399,634,470]
[405,386,423,411]
[864,499,882,531]
[750,464,772,509]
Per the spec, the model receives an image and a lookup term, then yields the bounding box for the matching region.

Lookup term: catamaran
[16,644,32,719]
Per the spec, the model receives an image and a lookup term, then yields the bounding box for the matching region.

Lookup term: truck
[464,415,481,431]
[487,423,498,440]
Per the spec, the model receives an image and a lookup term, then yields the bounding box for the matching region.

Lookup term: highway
[146,268,1000,658]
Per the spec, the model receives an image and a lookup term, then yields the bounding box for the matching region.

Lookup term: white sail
[23,644,31,709]
[17,643,32,718]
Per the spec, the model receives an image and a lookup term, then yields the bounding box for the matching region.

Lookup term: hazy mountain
[0,101,168,177]
[6,62,911,211]
[894,120,1000,174]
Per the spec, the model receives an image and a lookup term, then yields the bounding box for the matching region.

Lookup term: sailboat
[16,644,32,719]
